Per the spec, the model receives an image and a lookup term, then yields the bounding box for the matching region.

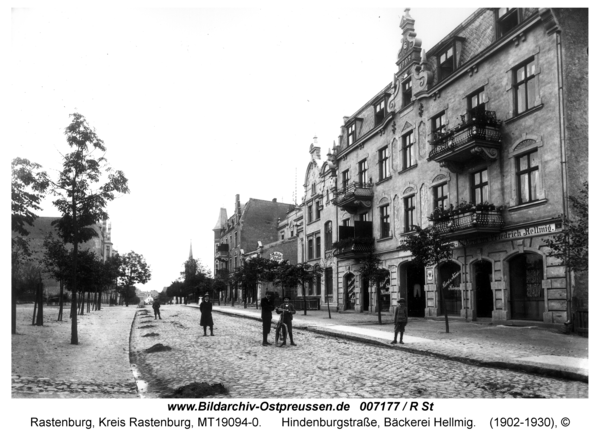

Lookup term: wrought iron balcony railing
[428,110,502,172]
[332,181,374,213]
[332,237,375,260]
[216,244,229,260]
[432,210,504,239]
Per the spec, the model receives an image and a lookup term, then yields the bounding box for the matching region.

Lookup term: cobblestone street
[131,306,587,399]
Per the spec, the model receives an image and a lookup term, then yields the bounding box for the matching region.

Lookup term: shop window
[325,268,333,301]
[404,195,415,232]
[517,150,540,204]
[402,131,415,170]
[497,8,520,39]
[509,253,544,321]
[514,58,538,115]
[380,205,391,238]
[316,273,322,296]
[378,146,390,180]
[374,99,386,126]
[472,169,489,204]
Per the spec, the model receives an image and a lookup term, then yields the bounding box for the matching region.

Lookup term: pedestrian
[260,293,275,346]
[275,296,296,347]
[152,300,162,320]
[391,298,408,344]
[200,295,214,336]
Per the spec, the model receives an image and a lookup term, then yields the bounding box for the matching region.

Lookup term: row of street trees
[11,113,152,344]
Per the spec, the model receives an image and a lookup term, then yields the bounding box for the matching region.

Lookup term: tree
[544,182,588,272]
[11,157,49,334]
[398,226,454,333]
[274,262,322,315]
[118,251,151,306]
[358,252,389,325]
[181,257,213,304]
[51,113,129,344]
[42,235,71,321]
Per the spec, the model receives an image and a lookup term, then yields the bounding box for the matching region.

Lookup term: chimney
[235,194,241,214]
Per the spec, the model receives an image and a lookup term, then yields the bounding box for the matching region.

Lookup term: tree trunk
[377,281,382,325]
[11,279,17,334]
[58,281,64,321]
[71,192,79,345]
[302,282,307,316]
[438,267,449,333]
[243,283,247,309]
[87,291,91,313]
[32,297,37,325]
[36,280,44,326]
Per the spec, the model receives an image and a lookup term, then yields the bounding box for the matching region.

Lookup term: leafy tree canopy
[544,182,588,272]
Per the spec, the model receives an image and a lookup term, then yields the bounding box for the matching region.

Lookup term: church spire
[189,240,193,260]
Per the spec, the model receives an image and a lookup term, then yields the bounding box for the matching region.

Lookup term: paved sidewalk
[195,303,589,382]
[12,304,139,398]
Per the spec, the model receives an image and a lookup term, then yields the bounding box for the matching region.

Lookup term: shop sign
[461,222,559,246]
[269,252,283,262]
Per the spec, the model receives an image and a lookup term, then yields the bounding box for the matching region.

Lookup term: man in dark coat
[275,296,296,346]
[200,295,214,336]
[260,294,274,346]
[152,300,161,320]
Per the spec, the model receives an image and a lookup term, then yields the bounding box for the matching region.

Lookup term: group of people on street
[261,295,296,347]
[193,294,408,346]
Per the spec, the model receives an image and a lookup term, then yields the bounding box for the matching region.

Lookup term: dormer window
[497,8,520,39]
[438,45,455,81]
[348,123,356,146]
[402,78,412,107]
[374,100,386,126]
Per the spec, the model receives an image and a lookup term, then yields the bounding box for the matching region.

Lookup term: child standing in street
[391,298,408,344]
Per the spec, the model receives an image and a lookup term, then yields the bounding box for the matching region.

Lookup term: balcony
[432,210,504,239]
[428,110,502,173]
[332,237,375,260]
[332,221,374,260]
[216,244,229,261]
[332,181,374,214]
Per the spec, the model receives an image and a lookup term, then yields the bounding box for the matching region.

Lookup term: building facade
[326,8,587,325]
[213,195,295,303]
[212,8,587,327]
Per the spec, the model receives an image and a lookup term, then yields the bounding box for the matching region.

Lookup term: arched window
[324,221,333,250]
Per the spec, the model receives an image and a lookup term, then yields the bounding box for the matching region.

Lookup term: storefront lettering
[442,271,460,289]
[464,223,558,246]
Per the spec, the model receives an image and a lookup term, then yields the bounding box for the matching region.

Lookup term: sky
[8,3,485,292]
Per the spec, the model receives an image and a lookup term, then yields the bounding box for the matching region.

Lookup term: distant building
[213,195,295,303]
[18,217,115,300]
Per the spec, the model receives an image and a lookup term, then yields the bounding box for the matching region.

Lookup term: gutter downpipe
[555,26,572,324]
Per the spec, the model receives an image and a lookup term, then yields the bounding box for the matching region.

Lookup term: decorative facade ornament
[468,64,478,77]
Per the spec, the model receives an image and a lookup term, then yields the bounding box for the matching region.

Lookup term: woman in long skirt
[200,295,214,336]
